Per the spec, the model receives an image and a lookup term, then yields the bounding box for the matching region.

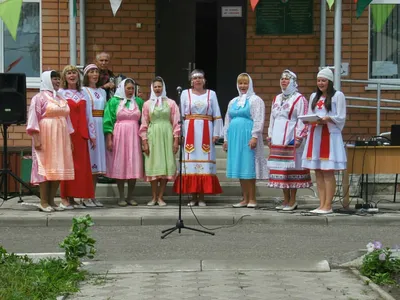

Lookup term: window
[0,0,41,88]
[369,0,399,85]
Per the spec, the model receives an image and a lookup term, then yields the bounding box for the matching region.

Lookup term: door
[156,0,196,104]
[156,0,247,116]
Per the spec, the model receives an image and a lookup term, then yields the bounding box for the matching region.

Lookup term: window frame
[367,0,400,89]
[0,0,42,88]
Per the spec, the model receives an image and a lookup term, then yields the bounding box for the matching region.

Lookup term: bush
[360,241,400,285]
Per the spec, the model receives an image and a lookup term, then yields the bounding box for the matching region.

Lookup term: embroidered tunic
[58,89,95,198]
[27,91,75,184]
[139,98,180,181]
[173,89,223,194]
[302,91,347,170]
[82,87,107,175]
[267,92,312,189]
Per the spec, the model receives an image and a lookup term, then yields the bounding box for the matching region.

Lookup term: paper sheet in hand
[298,115,320,122]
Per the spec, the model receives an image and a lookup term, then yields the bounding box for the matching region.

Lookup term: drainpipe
[333,0,342,90]
[80,0,86,66]
[69,0,77,65]
[320,0,326,68]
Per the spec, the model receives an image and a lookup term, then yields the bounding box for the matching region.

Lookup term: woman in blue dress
[223,73,268,208]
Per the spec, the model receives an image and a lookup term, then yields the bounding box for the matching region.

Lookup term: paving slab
[67,268,385,300]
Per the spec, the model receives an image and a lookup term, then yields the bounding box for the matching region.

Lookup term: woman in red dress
[59,65,96,209]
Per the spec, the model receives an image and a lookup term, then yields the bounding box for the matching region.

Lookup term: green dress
[144,101,177,181]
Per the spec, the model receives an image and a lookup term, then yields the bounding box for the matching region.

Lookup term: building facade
[0,0,399,148]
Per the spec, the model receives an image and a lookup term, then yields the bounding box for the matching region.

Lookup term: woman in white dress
[81,64,106,207]
[173,69,223,206]
[267,70,312,211]
[302,68,347,214]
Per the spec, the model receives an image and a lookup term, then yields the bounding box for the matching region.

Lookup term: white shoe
[73,202,86,209]
[275,205,287,210]
[316,209,333,214]
[157,199,167,206]
[282,202,298,211]
[198,201,206,207]
[38,204,54,213]
[310,208,321,213]
[51,205,65,211]
[188,201,197,206]
[59,203,74,210]
[82,199,97,207]
[92,199,104,207]
[147,200,157,206]
[233,202,248,208]
[247,203,258,208]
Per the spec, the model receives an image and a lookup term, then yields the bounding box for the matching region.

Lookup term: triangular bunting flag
[327,0,334,10]
[356,0,373,18]
[0,0,23,41]
[371,4,395,32]
[250,0,260,11]
[110,0,123,16]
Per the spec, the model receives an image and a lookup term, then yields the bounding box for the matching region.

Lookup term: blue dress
[226,98,255,179]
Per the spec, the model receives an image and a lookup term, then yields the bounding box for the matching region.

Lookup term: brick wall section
[247,0,400,141]
[2,0,400,147]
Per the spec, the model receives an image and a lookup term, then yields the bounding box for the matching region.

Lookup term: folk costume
[59,83,95,199]
[27,71,74,184]
[139,78,180,182]
[103,78,143,179]
[302,68,347,170]
[82,68,107,175]
[173,88,223,194]
[224,73,268,180]
[267,70,312,189]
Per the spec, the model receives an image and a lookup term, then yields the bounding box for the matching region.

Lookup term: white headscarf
[40,70,57,98]
[149,77,167,112]
[280,69,298,96]
[236,73,255,108]
[115,78,137,111]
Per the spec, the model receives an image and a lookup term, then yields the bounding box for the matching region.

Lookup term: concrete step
[94,182,318,200]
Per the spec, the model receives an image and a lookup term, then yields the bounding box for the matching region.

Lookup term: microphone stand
[161,87,215,239]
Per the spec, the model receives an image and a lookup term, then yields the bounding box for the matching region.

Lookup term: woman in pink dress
[26,70,74,212]
[59,65,96,209]
[103,78,143,206]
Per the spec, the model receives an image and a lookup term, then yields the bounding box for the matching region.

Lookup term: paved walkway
[1,196,399,227]
[68,267,382,300]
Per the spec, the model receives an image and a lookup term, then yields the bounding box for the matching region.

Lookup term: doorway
[156,0,247,118]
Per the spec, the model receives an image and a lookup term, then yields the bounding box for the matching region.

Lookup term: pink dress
[106,105,143,179]
[26,91,75,184]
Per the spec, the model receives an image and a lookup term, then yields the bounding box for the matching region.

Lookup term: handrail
[341,79,400,136]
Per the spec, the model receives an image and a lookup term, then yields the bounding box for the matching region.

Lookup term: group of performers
[27,63,346,215]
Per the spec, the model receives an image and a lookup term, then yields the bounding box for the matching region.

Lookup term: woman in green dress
[139,77,180,206]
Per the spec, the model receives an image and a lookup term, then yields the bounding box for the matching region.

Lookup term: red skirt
[60,132,95,198]
[173,174,222,194]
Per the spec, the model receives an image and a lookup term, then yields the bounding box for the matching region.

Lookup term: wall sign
[256,0,313,35]
[222,6,243,18]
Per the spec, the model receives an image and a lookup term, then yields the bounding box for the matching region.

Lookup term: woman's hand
[317,116,331,125]
[142,140,150,156]
[106,134,113,152]
[295,139,302,148]
[90,138,96,149]
[212,136,219,144]
[34,139,42,150]
[248,137,257,149]
[302,120,309,125]
[223,141,228,152]
[173,139,179,154]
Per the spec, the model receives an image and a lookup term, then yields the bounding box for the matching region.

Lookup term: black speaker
[391,125,400,146]
[0,73,27,125]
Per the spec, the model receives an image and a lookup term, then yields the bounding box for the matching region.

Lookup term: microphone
[176,86,182,94]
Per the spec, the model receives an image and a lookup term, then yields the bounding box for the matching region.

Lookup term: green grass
[0,251,86,300]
